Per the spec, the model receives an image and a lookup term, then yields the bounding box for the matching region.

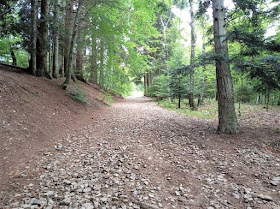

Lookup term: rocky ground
[1,97,280,209]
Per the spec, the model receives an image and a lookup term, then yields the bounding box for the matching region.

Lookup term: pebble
[270,176,280,186]
[257,194,273,201]
[82,202,94,209]
[2,98,280,209]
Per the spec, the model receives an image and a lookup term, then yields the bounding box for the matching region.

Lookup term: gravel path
[1,97,280,209]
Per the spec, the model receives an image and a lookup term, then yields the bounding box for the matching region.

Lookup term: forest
[1,0,280,136]
[1,0,280,208]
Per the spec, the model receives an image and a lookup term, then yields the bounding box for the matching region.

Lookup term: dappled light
[1,0,280,208]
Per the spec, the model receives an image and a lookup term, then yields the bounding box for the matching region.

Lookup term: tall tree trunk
[212,0,239,134]
[36,0,49,77]
[64,0,81,87]
[266,89,270,111]
[63,0,74,86]
[75,22,85,82]
[147,71,151,96]
[10,48,17,66]
[188,0,196,110]
[144,72,148,96]
[91,34,98,83]
[198,19,207,107]
[31,0,37,75]
[99,39,105,89]
[178,79,181,109]
[60,49,65,77]
[52,0,60,78]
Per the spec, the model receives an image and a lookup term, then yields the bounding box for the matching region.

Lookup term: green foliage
[66,86,88,103]
[158,99,218,119]
[150,75,169,98]
[101,90,115,106]
[1,0,280,109]
[235,83,255,103]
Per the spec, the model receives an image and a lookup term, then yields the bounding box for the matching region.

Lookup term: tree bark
[36,0,49,77]
[31,0,37,75]
[52,0,60,78]
[99,38,105,89]
[63,0,74,86]
[144,72,148,96]
[10,48,17,66]
[91,34,98,83]
[198,19,207,107]
[75,21,86,82]
[64,0,81,87]
[188,0,196,110]
[212,0,240,134]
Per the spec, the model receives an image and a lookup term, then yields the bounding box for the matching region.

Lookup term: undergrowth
[157,99,280,119]
[101,90,114,106]
[157,99,217,119]
[66,86,88,103]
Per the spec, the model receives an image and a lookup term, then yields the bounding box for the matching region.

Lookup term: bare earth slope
[1,96,280,209]
[0,66,106,190]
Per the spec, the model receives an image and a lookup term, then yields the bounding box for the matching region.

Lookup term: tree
[188,0,196,109]
[36,0,50,77]
[52,0,61,78]
[30,0,37,75]
[90,32,98,83]
[63,0,82,88]
[75,20,86,82]
[212,0,240,134]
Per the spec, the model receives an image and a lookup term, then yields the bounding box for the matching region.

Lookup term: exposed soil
[0,66,107,191]
[1,66,280,209]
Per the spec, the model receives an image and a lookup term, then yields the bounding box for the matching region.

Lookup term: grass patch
[157,99,217,119]
[66,86,88,103]
[158,98,280,120]
[101,90,114,106]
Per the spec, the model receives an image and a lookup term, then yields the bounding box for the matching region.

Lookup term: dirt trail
[1,97,280,209]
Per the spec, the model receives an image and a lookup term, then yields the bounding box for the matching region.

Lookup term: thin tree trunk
[31,0,37,75]
[212,0,239,134]
[99,39,105,89]
[189,0,196,110]
[91,34,98,83]
[144,72,147,96]
[147,71,151,96]
[266,89,270,111]
[60,50,65,77]
[10,48,17,66]
[198,20,207,107]
[178,79,181,109]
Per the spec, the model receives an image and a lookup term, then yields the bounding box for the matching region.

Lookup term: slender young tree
[197,15,208,106]
[99,38,105,89]
[212,0,240,134]
[91,33,98,83]
[188,0,196,109]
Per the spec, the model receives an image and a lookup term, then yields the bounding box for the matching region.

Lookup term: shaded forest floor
[1,68,280,209]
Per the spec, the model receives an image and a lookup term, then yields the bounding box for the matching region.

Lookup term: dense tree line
[0,0,279,134]
[0,0,158,93]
